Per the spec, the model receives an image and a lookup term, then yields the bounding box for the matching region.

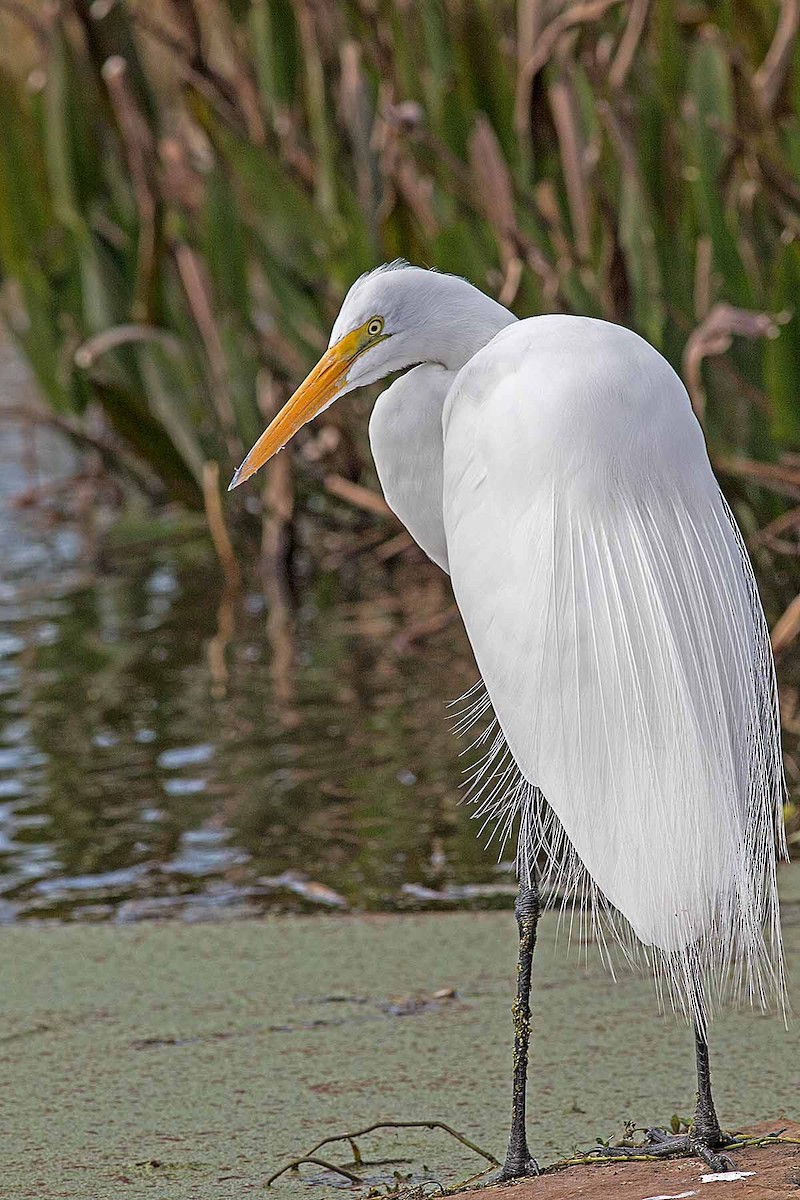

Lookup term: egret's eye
[366,317,384,338]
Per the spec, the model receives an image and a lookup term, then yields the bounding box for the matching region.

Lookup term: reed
[0,0,799,531]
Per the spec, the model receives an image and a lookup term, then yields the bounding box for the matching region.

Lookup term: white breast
[368,363,454,573]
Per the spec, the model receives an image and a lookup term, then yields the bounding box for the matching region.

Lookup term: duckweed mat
[2,877,798,1198]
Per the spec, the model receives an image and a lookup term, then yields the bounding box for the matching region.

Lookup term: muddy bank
[469,1123,800,1199]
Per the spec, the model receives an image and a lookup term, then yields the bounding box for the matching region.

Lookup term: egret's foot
[495,1153,540,1183]
[688,1137,736,1173]
[588,1129,735,1174]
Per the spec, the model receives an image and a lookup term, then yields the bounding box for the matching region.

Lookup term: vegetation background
[1,0,800,847]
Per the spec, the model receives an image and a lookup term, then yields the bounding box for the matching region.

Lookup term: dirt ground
[470,1123,800,1200]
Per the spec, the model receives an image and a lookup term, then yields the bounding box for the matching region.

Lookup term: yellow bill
[228,326,371,491]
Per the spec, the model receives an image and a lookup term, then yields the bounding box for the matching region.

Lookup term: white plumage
[442,315,785,1021]
[231,262,787,1026]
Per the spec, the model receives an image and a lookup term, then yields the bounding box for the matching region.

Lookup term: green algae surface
[1,869,798,1199]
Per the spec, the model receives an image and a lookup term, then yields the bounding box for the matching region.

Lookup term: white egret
[230,262,786,1180]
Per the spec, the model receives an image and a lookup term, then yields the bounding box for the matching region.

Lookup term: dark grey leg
[691,1020,723,1146]
[496,874,540,1181]
[688,1019,735,1170]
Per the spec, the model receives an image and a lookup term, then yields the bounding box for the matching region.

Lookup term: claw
[710,1152,737,1173]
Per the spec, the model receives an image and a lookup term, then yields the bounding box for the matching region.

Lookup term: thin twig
[259,370,295,599]
[203,0,266,145]
[451,1162,497,1190]
[515,0,543,163]
[173,241,242,465]
[468,116,525,304]
[515,0,624,139]
[547,1151,665,1168]
[693,236,713,321]
[754,505,800,555]
[202,462,241,592]
[753,0,800,114]
[715,454,800,501]
[164,0,203,63]
[0,0,51,43]
[608,0,650,89]
[74,325,184,369]
[392,607,460,653]
[266,1155,363,1186]
[682,304,781,421]
[128,8,253,136]
[258,373,298,723]
[724,1134,800,1147]
[300,1120,498,1165]
[772,593,800,654]
[548,71,592,263]
[468,116,516,247]
[320,528,388,569]
[517,0,543,77]
[266,1120,500,1188]
[324,474,396,519]
[713,354,770,414]
[411,123,560,301]
[295,0,337,216]
[376,531,414,561]
[100,56,158,322]
[339,41,378,232]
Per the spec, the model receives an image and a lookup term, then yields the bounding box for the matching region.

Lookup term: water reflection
[0,394,516,919]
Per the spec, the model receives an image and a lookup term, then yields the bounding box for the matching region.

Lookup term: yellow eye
[366,317,384,337]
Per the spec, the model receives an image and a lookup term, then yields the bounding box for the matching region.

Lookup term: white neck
[416,277,518,372]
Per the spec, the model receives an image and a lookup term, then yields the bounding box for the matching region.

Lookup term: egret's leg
[691,1021,723,1147]
[687,1020,736,1171]
[496,875,540,1181]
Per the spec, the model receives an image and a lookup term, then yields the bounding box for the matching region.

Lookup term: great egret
[230,262,786,1180]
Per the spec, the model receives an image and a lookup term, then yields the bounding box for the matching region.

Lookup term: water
[1,342,798,924]
[0,343,521,921]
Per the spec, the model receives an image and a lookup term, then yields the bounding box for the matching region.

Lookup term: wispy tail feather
[449,483,787,1029]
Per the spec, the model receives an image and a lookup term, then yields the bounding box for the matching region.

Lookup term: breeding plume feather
[230,262,787,1180]
[444,314,786,1026]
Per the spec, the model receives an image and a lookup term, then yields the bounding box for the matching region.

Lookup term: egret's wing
[443,317,785,1016]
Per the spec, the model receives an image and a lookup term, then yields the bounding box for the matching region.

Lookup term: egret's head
[228,261,512,490]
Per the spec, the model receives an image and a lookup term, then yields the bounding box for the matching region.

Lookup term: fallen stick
[265,1119,499,1188]
[267,1155,363,1185]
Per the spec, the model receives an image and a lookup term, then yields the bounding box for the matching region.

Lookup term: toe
[693,1140,736,1173]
